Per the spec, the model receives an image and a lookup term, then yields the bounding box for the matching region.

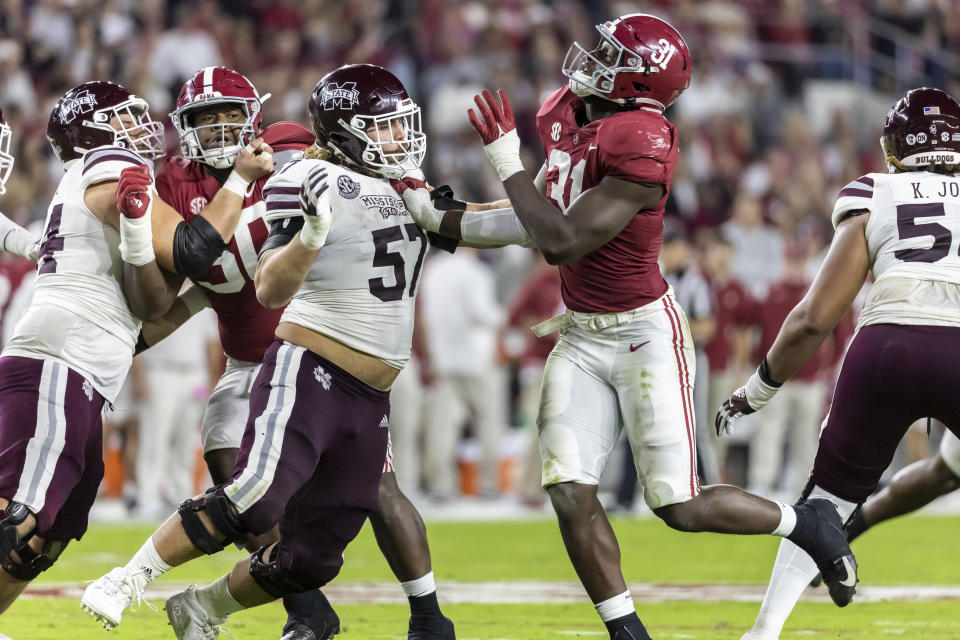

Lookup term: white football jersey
[262,158,450,369]
[832,170,960,329]
[3,146,147,401]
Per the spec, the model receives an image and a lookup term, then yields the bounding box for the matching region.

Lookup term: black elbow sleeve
[172,216,228,278]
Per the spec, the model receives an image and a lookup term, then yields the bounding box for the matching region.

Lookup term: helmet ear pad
[327,130,367,167]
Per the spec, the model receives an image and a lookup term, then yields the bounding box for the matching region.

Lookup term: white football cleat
[81,566,152,630]
[165,585,228,640]
[740,631,779,640]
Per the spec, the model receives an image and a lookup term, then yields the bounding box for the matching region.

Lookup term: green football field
[3,513,958,639]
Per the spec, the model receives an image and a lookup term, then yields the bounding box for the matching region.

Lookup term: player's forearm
[434,207,534,248]
[123,262,179,321]
[255,239,318,310]
[764,304,834,383]
[501,173,576,262]
[0,212,38,260]
[196,187,246,243]
[141,285,208,347]
[465,198,512,212]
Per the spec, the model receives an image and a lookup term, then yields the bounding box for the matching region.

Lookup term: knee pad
[177,486,247,555]
[248,545,311,598]
[0,502,66,581]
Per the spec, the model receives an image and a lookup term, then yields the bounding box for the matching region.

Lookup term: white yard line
[25,581,960,604]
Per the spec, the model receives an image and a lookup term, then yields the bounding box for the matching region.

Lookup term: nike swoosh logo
[629,341,650,352]
[839,556,857,587]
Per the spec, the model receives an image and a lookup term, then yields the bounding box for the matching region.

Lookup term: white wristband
[119,214,155,266]
[483,130,525,181]
[743,368,781,412]
[222,170,251,198]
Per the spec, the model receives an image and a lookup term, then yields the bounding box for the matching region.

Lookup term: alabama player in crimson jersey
[396,14,857,639]
[83,67,456,640]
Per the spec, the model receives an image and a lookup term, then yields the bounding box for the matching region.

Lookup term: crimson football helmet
[308,64,425,179]
[46,81,165,163]
[0,108,14,195]
[881,87,960,173]
[170,66,268,170]
[562,13,691,110]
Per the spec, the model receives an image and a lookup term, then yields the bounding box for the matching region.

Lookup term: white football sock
[401,571,436,597]
[748,487,859,637]
[595,591,635,622]
[195,574,245,619]
[124,537,172,590]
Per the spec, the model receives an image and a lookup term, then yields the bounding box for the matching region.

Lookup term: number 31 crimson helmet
[881,87,960,173]
[562,13,691,110]
[307,63,426,179]
[170,66,267,170]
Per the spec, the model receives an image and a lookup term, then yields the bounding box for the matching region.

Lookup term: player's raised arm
[255,164,332,309]
[83,165,179,320]
[150,139,274,275]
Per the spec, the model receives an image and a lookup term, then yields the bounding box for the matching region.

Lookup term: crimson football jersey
[155,121,315,362]
[535,87,679,312]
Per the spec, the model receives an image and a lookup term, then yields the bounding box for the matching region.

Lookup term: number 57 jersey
[262,158,456,369]
[833,170,960,328]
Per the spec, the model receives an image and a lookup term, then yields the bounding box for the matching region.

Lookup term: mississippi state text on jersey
[262,157,455,369]
[833,170,960,329]
[536,87,679,313]
[155,121,314,362]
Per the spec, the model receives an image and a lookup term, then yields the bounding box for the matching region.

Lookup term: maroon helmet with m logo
[307,64,425,179]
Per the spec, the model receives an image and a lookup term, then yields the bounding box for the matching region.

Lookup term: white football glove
[298,165,333,249]
[715,361,782,436]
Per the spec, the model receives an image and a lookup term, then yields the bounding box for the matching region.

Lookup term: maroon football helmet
[0,108,14,195]
[171,66,267,169]
[308,64,425,178]
[46,81,165,164]
[881,87,960,172]
[562,13,691,110]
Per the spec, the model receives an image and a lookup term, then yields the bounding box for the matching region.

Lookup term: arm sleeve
[831,175,876,228]
[259,216,304,258]
[426,231,459,254]
[79,146,150,191]
[458,208,534,247]
[172,216,228,277]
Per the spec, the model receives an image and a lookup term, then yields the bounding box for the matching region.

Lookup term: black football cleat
[787,498,858,607]
[809,572,823,588]
[280,589,341,640]
[408,612,456,640]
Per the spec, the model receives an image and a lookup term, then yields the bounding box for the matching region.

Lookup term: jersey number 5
[368,223,427,301]
[895,203,954,263]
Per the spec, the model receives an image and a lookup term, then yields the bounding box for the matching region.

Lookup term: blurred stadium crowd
[0,0,957,516]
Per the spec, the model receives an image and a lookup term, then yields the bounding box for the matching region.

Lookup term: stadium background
[2,1,960,638]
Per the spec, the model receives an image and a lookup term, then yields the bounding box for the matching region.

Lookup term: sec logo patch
[338,174,361,199]
[189,196,209,215]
